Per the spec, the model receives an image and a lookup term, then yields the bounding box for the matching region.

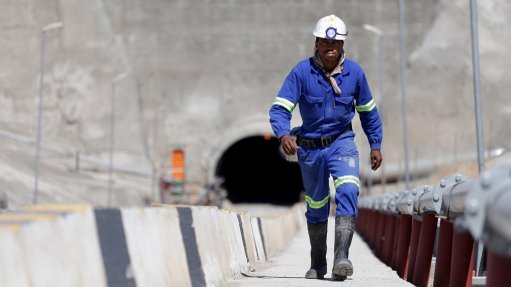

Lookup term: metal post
[407,218,422,282]
[450,230,474,287]
[413,147,419,186]
[378,33,387,194]
[396,214,412,278]
[453,133,458,162]
[487,251,511,287]
[469,0,484,174]
[434,219,454,287]
[413,214,437,287]
[369,210,378,247]
[363,24,386,194]
[376,212,387,259]
[107,72,127,207]
[469,0,486,277]
[399,0,410,189]
[391,215,401,269]
[383,215,397,265]
[33,22,63,204]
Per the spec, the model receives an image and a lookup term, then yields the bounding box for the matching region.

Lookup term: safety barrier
[0,203,305,287]
[357,159,511,287]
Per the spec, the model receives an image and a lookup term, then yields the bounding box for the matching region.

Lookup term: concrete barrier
[258,204,305,258]
[0,206,106,287]
[185,205,237,286]
[121,207,191,287]
[250,216,267,263]
[0,225,29,287]
[217,209,250,276]
[0,202,306,286]
[237,211,258,268]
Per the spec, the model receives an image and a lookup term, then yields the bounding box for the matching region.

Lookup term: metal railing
[357,159,511,287]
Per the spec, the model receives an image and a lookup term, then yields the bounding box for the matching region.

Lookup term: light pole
[469,0,485,277]
[107,72,128,207]
[33,21,63,204]
[469,0,484,174]
[399,0,411,189]
[363,24,387,194]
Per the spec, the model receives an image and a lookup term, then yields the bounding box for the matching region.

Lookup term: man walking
[269,15,383,281]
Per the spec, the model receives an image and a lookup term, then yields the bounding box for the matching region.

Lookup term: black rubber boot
[304,221,328,279]
[331,216,356,281]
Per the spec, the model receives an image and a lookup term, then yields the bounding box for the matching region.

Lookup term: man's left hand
[370,150,382,171]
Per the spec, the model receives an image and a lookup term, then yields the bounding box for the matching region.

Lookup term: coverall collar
[310,58,351,77]
[310,58,351,92]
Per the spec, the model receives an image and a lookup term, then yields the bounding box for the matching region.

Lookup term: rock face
[1,0,509,205]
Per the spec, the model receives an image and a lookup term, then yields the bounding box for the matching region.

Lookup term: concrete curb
[0,203,305,286]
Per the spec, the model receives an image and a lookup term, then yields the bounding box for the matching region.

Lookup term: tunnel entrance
[215,135,303,205]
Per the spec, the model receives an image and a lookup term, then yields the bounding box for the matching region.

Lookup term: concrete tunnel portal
[215,135,304,205]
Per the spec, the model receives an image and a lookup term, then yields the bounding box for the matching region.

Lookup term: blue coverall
[269,57,383,223]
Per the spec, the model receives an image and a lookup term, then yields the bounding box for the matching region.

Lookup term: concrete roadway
[227,216,413,286]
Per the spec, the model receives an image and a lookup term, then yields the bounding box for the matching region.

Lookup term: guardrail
[357,159,511,287]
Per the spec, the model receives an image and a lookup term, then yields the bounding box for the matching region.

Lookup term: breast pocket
[299,92,324,125]
[303,93,323,104]
[334,95,354,122]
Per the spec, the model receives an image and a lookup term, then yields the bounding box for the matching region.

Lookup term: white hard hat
[313,15,348,41]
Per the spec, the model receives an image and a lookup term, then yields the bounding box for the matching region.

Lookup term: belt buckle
[320,135,332,147]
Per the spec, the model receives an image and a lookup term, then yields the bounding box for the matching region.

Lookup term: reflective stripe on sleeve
[304,194,330,209]
[334,175,360,189]
[272,97,295,112]
[355,99,376,112]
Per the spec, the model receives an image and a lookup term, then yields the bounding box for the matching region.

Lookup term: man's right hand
[280,135,298,155]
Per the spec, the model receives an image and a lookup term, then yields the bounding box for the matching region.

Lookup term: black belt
[296,125,352,148]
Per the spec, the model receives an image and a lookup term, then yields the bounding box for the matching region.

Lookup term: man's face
[315,38,344,63]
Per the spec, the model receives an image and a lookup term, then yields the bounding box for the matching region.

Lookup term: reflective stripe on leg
[334,175,360,188]
[305,194,330,209]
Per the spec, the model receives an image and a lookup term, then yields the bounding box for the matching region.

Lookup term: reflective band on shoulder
[355,99,376,112]
[334,175,360,188]
[305,194,330,209]
[272,97,295,112]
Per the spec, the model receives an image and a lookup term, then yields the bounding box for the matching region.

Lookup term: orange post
[171,149,185,183]
[170,148,185,195]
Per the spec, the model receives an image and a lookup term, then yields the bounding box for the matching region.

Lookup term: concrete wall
[1,0,511,200]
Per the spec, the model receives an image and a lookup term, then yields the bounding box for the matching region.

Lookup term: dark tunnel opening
[215,135,304,205]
